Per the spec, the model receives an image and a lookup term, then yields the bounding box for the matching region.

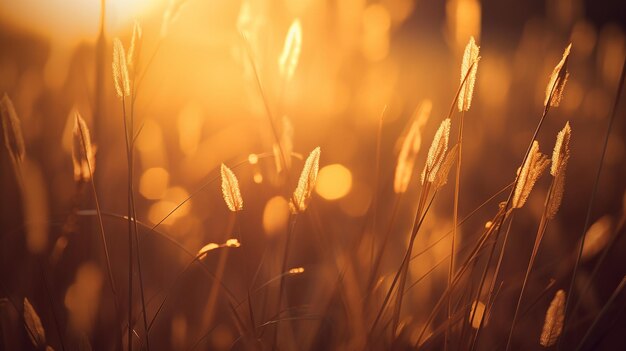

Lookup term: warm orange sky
[0,0,162,43]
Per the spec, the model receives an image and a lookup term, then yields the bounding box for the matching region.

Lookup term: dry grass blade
[547,122,571,218]
[291,147,321,213]
[220,163,243,211]
[512,141,550,208]
[72,112,96,182]
[458,36,480,112]
[394,101,431,193]
[421,118,451,184]
[545,44,572,107]
[540,289,566,347]
[278,19,302,82]
[112,38,131,98]
[23,298,46,349]
[1,93,26,164]
[434,143,459,190]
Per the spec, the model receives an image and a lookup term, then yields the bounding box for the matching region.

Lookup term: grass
[1,4,626,351]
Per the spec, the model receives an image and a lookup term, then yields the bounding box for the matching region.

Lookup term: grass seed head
[161,0,186,38]
[513,141,550,209]
[220,163,244,211]
[72,112,96,182]
[547,122,571,218]
[291,147,321,213]
[394,101,431,193]
[127,20,143,68]
[112,38,131,98]
[545,43,572,107]
[278,19,302,82]
[421,118,451,184]
[434,143,459,190]
[540,289,566,347]
[458,36,480,112]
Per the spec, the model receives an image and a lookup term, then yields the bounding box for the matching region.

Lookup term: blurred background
[1,0,625,350]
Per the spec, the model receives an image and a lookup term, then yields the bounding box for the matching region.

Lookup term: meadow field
[1,0,625,350]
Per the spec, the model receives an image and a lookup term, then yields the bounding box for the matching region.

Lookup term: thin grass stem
[560,56,626,349]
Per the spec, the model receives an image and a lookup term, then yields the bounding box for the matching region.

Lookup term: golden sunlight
[315,163,353,201]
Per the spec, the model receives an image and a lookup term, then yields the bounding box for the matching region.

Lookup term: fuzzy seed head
[112,38,131,98]
[72,112,96,182]
[547,122,572,218]
[540,290,566,347]
[127,20,143,68]
[394,124,421,193]
[551,122,571,176]
[434,143,459,190]
[278,19,302,82]
[0,94,25,164]
[161,0,185,38]
[513,141,550,209]
[421,119,451,184]
[458,36,480,112]
[545,43,572,107]
[291,147,321,213]
[220,163,243,211]
[393,102,431,193]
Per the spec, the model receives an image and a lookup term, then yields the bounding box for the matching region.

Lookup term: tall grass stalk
[391,182,433,337]
[120,99,136,351]
[241,32,292,184]
[274,214,298,346]
[367,185,435,337]
[368,108,386,284]
[504,185,553,350]
[448,109,464,349]
[129,45,151,350]
[77,118,122,345]
[470,214,514,350]
[449,36,479,349]
[367,195,402,293]
[38,261,66,351]
[203,213,238,328]
[465,67,564,349]
[414,205,507,346]
[560,56,626,348]
[575,275,626,350]
[568,213,626,328]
